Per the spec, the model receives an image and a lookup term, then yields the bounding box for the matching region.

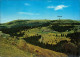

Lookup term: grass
[0,37,32,57]
[25,42,68,57]
[0,36,68,57]
[0,31,68,57]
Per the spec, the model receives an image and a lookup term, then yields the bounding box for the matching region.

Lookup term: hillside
[0,20,80,28]
[0,19,80,57]
[0,32,67,57]
[0,19,80,33]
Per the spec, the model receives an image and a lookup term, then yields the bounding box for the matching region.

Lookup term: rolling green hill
[1,19,80,28]
[0,19,80,57]
[0,31,68,57]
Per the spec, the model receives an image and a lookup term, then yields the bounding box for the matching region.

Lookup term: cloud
[18,12,40,15]
[24,3,30,6]
[55,5,68,10]
[47,5,68,11]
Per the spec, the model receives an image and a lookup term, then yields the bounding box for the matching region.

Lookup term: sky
[0,0,80,23]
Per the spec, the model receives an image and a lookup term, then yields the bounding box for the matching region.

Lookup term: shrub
[62,42,78,55]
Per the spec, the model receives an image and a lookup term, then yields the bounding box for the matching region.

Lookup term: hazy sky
[0,0,80,23]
